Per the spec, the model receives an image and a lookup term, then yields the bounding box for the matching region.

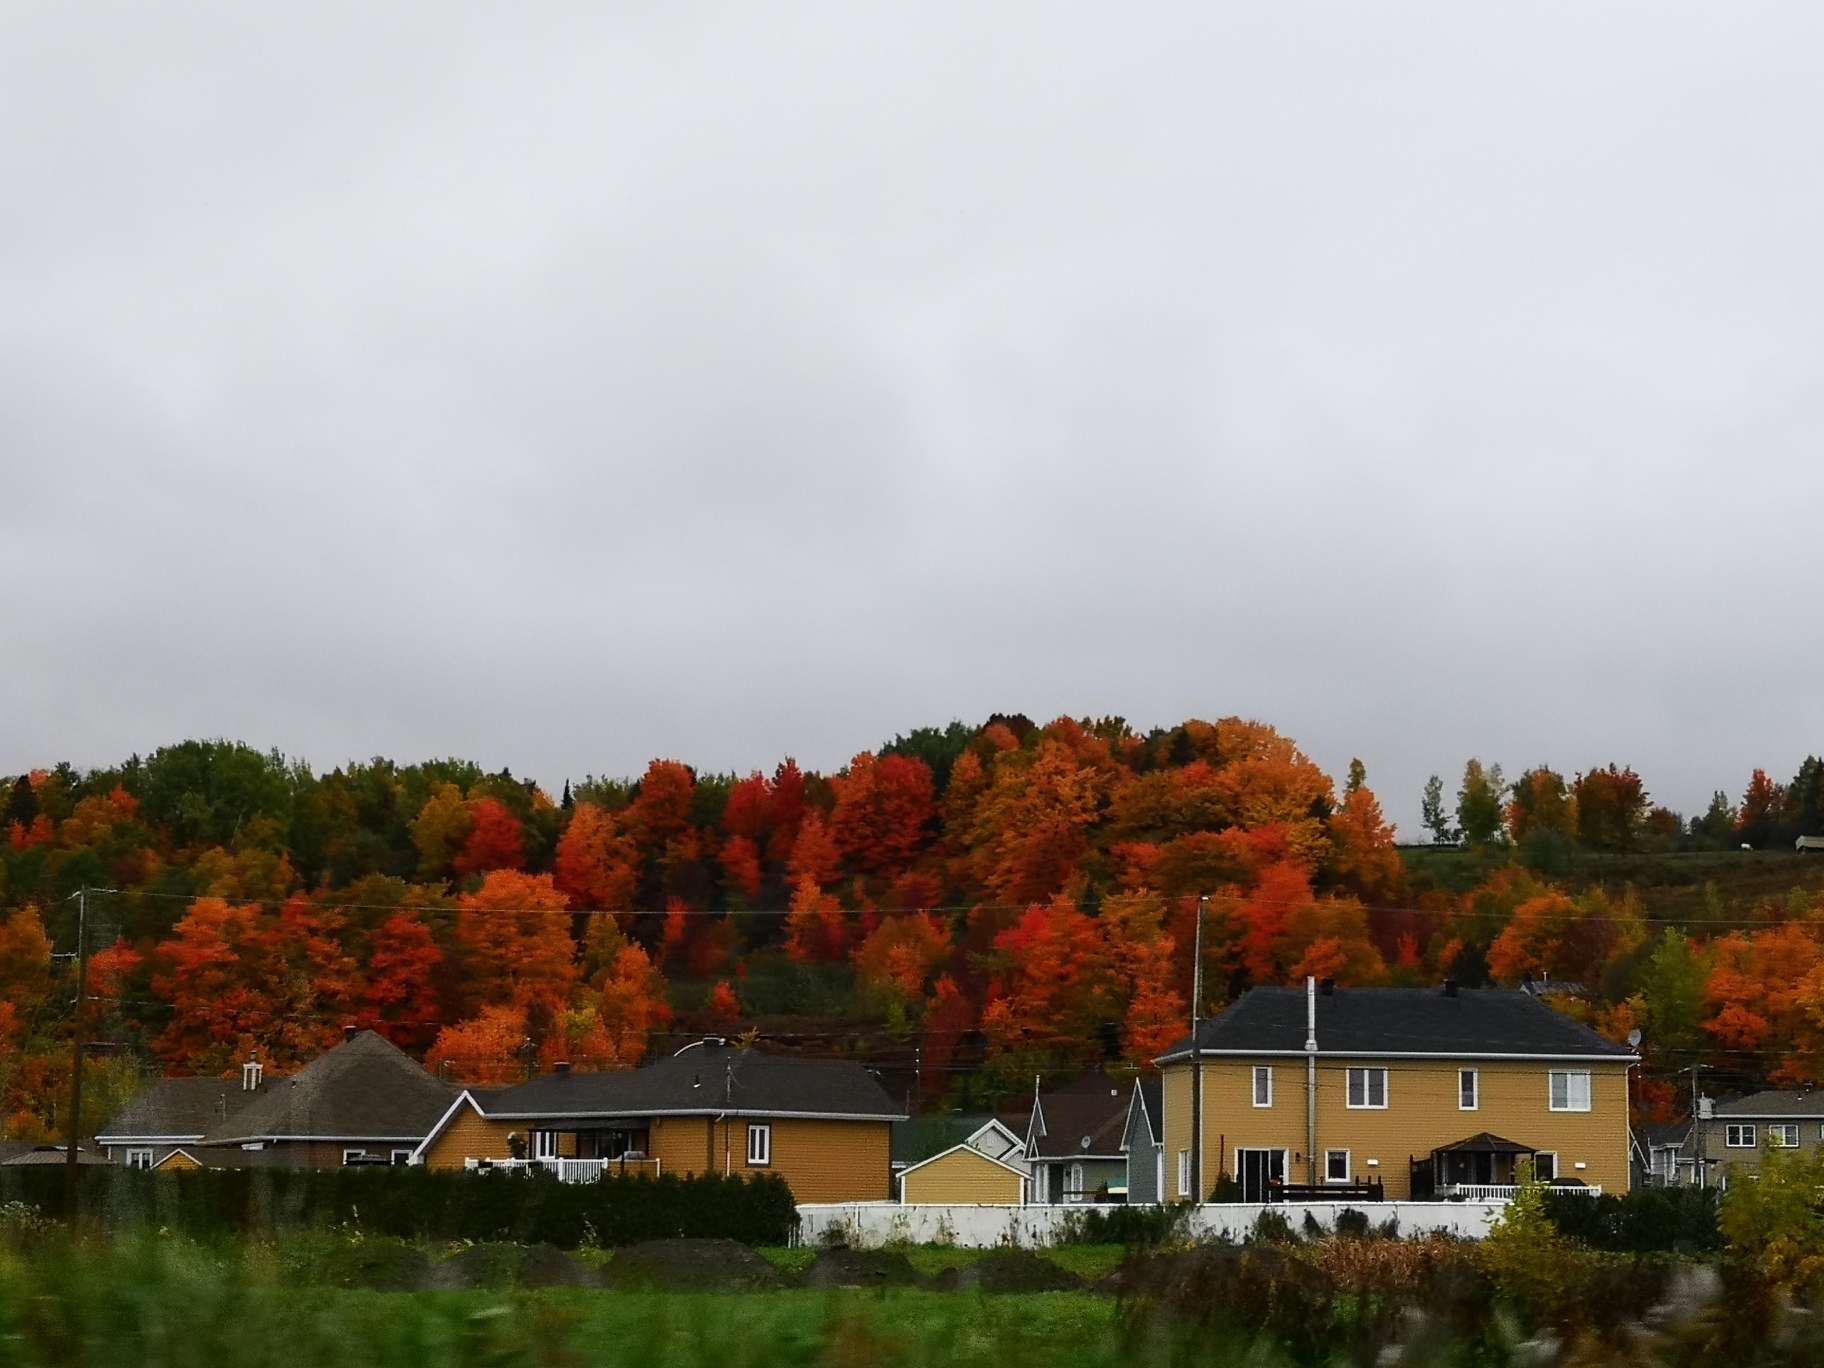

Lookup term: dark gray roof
[2,1146,108,1166]
[1029,1074,1130,1160]
[1125,1077,1163,1147]
[1638,1121,1692,1147]
[1156,986,1635,1063]
[1714,1090,1824,1118]
[1433,1132,1535,1155]
[202,1031,456,1144]
[479,1045,903,1122]
[96,1077,262,1143]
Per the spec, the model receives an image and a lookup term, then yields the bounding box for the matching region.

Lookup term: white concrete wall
[794,1200,1506,1248]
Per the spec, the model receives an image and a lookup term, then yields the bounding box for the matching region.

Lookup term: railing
[1441,1183,1602,1200]
[462,1156,661,1183]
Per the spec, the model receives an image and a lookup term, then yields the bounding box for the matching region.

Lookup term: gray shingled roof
[202,1031,456,1144]
[96,1077,262,1143]
[1156,986,1636,1063]
[1714,1090,1824,1118]
[1028,1072,1131,1160]
[479,1045,903,1122]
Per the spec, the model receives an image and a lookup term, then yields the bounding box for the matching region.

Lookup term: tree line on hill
[0,717,1820,1141]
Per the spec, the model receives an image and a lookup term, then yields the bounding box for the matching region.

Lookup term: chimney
[241,1057,263,1092]
[554,1061,571,1077]
[1444,979,1458,998]
[343,1025,359,1043]
[1320,978,1335,996]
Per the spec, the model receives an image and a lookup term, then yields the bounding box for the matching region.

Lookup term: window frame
[1533,1151,1557,1182]
[1458,1068,1479,1111]
[125,1148,155,1171]
[342,1148,368,1165]
[1177,1149,1191,1198]
[1324,1149,1351,1183]
[746,1122,772,1167]
[1252,1066,1273,1108]
[1345,1067,1388,1110]
[1724,1124,1757,1149]
[1769,1124,1800,1149]
[391,1149,414,1166]
[1548,1069,1592,1113]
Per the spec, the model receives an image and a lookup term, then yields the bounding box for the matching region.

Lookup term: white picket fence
[794,1201,1510,1248]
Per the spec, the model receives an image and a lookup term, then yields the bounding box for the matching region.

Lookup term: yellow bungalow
[1157,981,1636,1202]
[413,1042,905,1203]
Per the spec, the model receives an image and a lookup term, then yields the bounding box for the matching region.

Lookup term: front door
[1237,1148,1286,1203]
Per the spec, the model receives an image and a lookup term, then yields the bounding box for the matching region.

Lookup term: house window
[747,1123,771,1166]
[1769,1125,1800,1149]
[1346,1067,1388,1109]
[1533,1152,1557,1182]
[533,1131,558,1160]
[1548,1070,1591,1112]
[1459,1069,1478,1111]
[391,1149,414,1166]
[125,1148,155,1170]
[342,1149,368,1165]
[1252,1066,1273,1107]
[1068,1162,1085,1197]
[1177,1149,1191,1198]
[1725,1124,1757,1149]
[1325,1149,1350,1183]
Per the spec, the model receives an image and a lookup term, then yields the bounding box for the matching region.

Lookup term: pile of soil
[796,1248,925,1290]
[931,1250,1082,1294]
[320,1242,432,1292]
[597,1238,787,1292]
[422,1243,591,1291]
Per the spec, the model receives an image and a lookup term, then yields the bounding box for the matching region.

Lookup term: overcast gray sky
[3,3,1821,833]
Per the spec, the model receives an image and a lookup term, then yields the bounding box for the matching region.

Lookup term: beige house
[896,1119,1029,1204]
[1686,1090,1824,1186]
[414,1042,904,1203]
[1157,981,1635,1201]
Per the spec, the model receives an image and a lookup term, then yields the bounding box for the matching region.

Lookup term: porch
[462,1156,662,1183]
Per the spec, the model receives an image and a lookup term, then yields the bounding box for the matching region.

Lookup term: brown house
[1158,981,1635,1201]
[415,1042,904,1202]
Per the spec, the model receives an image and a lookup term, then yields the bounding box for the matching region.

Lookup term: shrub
[1056,1202,1186,1247]
[1543,1184,1721,1254]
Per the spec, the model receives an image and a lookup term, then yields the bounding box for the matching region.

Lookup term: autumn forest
[3,715,1824,1142]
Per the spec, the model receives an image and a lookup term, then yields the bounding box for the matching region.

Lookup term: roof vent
[554,1061,571,1077]
[343,1025,360,1043]
[1444,980,1458,998]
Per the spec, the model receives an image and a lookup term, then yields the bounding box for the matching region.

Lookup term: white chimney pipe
[1305,976,1318,1185]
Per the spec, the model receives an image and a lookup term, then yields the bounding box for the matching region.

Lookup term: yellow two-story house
[1157,981,1635,1202]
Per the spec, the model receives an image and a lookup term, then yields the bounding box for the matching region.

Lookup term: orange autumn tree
[1100,892,1186,1066]
[966,728,1115,903]
[553,803,639,909]
[852,912,953,999]
[1704,922,1824,1083]
[425,1004,529,1086]
[582,915,671,1067]
[829,752,936,880]
[783,875,847,963]
[358,912,444,1049]
[453,797,526,878]
[978,896,1116,1069]
[455,871,578,1018]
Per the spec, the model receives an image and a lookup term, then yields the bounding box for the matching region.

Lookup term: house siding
[422,1103,516,1170]
[1693,1115,1824,1181]
[1164,1056,1631,1198]
[901,1148,1024,1204]
[1127,1138,1163,1204]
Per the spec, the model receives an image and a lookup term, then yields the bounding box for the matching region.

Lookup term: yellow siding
[154,1150,200,1171]
[422,1101,516,1171]
[646,1116,890,1201]
[1163,1056,1631,1198]
[901,1148,1024,1205]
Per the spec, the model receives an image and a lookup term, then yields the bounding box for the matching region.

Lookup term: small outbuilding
[898,1140,1030,1205]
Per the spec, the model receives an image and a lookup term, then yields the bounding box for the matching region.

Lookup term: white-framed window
[125,1148,155,1171]
[1533,1151,1557,1182]
[1068,1162,1085,1197]
[747,1122,771,1166]
[1177,1149,1191,1198]
[342,1148,368,1165]
[1548,1070,1591,1112]
[534,1131,559,1160]
[1346,1067,1388,1109]
[1253,1066,1273,1107]
[1459,1069,1478,1111]
[1769,1124,1800,1149]
[1325,1149,1350,1183]
[391,1149,414,1166]
[1725,1124,1757,1149]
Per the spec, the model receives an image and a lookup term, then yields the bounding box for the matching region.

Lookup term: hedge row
[1542,1185,1722,1254]
[0,1165,799,1247]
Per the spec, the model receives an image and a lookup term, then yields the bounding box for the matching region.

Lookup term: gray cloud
[3,3,1821,831]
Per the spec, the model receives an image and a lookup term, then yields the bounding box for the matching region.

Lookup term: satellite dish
[1626,1029,1642,1048]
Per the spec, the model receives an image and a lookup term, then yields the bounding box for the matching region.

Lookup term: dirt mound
[932,1250,1082,1294]
[319,1242,431,1292]
[598,1238,786,1292]
[515,1244,599,1289]
[422,1243,533,1291]
[797,1248,925,1289]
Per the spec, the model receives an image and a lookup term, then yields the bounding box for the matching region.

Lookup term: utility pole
[64,887,92,1219]
[1189,895,1206,1205]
